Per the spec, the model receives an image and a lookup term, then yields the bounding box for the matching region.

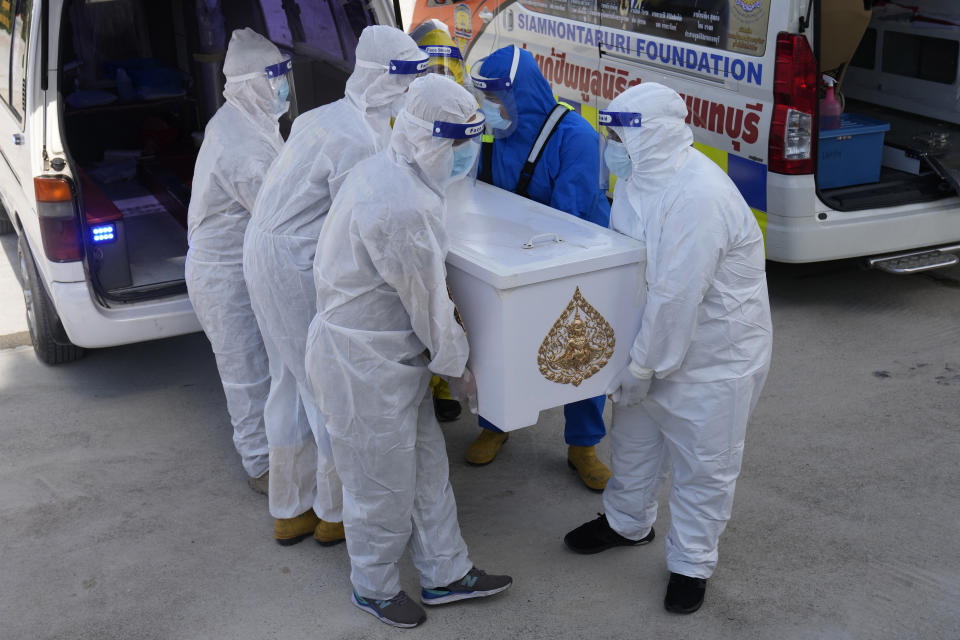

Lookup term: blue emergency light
[91,223,116,244]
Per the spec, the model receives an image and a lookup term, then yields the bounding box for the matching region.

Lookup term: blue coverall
[477,46,611,446]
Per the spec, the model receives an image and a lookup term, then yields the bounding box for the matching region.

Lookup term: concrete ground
[1,248,959,639]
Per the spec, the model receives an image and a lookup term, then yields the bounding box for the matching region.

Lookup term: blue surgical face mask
[451,143,478,177]
[276,76,290,103]
[604,140,633,179]
[480,100,511,131]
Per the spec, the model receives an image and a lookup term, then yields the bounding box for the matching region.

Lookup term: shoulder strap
[514,103,571,198]
[479,135,494,185]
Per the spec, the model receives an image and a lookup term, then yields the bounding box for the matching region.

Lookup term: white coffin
[444,180,646,431]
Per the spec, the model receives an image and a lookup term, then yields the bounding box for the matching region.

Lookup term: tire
[17,234,86,364]
[0,210,13,235]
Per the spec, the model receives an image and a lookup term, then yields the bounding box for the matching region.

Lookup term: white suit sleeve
[630,195,726,378]
[359,204,469,378]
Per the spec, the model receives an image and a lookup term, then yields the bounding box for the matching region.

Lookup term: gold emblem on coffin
[537,287,615,387]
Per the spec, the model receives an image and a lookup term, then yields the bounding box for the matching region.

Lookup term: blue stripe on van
[726,154,767,212]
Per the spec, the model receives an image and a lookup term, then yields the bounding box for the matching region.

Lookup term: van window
[10,0,31,120]
[881,30,958,85]
[259,0,369,66]
[521,0,771,57]
[0,0,12,109]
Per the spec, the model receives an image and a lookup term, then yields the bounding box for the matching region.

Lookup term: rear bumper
[50,280,201,348]
[765,197,960,263]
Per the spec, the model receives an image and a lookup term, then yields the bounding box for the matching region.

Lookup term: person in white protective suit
[564,82,772,615]
[185,28,292,494]
[243,26,428,547]
[304,73,512,629]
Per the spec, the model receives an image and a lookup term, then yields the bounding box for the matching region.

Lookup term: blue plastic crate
[818,113,891,189]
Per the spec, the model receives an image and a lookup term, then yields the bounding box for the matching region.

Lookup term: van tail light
[769,32,817,175]
[35,176,83,262]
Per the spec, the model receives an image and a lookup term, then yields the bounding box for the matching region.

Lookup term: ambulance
[410,0,960,273]
[0,0,398,363]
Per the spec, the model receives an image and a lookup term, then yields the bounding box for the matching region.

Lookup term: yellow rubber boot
[567,445,612,492]
[274,509,320,546]
[465,430,509,465]
[314,520,346,547]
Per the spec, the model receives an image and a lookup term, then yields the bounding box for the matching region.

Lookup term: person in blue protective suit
[467,45,612,491]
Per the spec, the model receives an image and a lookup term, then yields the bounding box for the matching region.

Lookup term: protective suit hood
[477,46,555,142]
[345,26,427,145]
[390,74,481,194]
[608,82,693,184]
[222,28,288,135]
[607,82,693,228]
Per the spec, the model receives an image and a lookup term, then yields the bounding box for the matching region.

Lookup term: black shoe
[664,572,706,614]
[434,397,462,422]
[564,513,655,554]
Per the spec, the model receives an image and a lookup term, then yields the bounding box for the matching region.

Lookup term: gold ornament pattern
[447,284,466,334]
[537,287,615,386]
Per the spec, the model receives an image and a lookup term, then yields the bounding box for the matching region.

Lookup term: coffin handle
[522,233,563,249]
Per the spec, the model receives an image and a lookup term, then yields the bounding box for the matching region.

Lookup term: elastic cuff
[628,360,654,379]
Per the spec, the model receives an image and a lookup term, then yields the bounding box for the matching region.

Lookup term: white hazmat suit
[185,28,287,478]
[304,74,481,600]
[243,26,427,521]
[601,83,773,579]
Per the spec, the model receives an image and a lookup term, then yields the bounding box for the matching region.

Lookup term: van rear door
[0,0,37,232]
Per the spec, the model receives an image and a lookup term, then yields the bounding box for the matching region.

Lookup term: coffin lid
[445,181,645,290]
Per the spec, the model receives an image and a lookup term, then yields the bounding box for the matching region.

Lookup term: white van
[0,0,397,363]
[413,0,960,274]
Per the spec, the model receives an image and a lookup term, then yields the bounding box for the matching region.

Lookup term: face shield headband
[265,59,293,78]
[420,45,462,60]
[431,116,486,140]
[356,54,430,75]
[599,111,643,128]
[228,57,293,82]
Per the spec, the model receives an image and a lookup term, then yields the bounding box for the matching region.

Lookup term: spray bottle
[821,74,843,130]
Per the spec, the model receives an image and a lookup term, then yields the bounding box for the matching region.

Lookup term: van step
[868,249,959,274]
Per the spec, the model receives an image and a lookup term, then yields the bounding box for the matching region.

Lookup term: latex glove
[605,362,653,407]
[447,366,479,415]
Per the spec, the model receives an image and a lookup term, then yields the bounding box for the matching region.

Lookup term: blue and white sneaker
[352,590,426,628]
[421,566,513,605]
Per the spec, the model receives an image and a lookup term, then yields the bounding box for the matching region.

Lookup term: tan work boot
[465,430,509,466]
[314,520,346,547]
[567,445,612,492]
[247,471,268,496]
[274,509,320,546]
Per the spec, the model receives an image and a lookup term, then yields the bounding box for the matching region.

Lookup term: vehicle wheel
[0,210,13,235]
[18,234,85,364]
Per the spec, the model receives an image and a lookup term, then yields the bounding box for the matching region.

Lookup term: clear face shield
[598,110,642,184]
[470,46,521,139]
[432,112,487,183]
[265,58,297,120]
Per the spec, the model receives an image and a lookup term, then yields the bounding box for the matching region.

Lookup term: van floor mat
[822,168,952,210]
